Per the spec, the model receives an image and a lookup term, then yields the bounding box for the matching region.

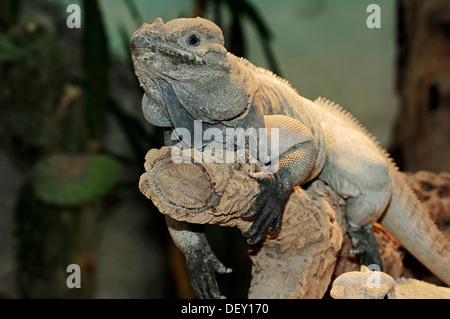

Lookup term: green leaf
[0,36,23,61]
[32,154,120,206]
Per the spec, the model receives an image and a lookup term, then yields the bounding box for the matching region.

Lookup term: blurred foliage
[0,0,280,298]
[0,0,22,31]
[15,181,79,298]
[83,0,109,146]
[15,180,101,298]
[32,154,120,206]
[0,0,161,168]
[197,0,282,76]
[0,19,66,166]
[0,0,134,298]
[0,37,24,62]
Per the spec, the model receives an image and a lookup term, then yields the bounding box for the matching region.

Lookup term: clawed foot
[241,172,289,245]
[186,248,232,299]
[348,224,384,271]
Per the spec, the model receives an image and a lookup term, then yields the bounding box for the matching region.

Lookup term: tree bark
[392,0,450,172]
[139,147,408,298]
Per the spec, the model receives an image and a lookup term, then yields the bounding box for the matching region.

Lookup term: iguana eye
[187,34,200,46]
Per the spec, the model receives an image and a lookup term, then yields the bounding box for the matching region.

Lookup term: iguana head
[131,17,248,122]
[132,17,227,70]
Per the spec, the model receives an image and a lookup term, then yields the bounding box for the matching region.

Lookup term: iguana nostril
[131,36,147,53]
[145,30,162,43]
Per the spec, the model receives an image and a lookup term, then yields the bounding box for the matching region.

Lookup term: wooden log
[141,147,450,298]
[139,147,260,229]
[405,171,450,241]
[139,147,350,298]
[330,266,450,299]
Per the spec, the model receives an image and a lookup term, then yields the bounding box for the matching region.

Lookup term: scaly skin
[131,17,450,298]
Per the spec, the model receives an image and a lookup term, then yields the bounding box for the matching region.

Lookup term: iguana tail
[380,167,450,286]
[314,97,450,285]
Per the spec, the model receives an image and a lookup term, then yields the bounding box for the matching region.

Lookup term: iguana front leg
[163,130,232,298]
[242,115,319,244]
[165,216,232,298]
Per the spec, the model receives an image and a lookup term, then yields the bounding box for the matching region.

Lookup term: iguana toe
[242,172,288,244]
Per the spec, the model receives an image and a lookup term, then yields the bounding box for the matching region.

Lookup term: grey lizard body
[131,17,450,298]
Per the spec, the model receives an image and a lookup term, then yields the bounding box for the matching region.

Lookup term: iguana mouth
[144,43,206,66]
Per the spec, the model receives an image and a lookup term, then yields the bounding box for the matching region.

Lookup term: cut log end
[153,158,213,209]
[139,147,259,227]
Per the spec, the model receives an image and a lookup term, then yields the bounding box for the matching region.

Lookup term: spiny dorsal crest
[231,54,297,92]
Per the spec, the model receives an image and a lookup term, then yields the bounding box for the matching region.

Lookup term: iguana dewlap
[131,17,450,298]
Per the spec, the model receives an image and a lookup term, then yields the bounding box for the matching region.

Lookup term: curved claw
[241,207,258,218]
[186,249,232,299]
[347,225,384,271]
[249,172,273,183]
[269,211,283,232]
[241,172,289,244]
[348,247,365,255]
